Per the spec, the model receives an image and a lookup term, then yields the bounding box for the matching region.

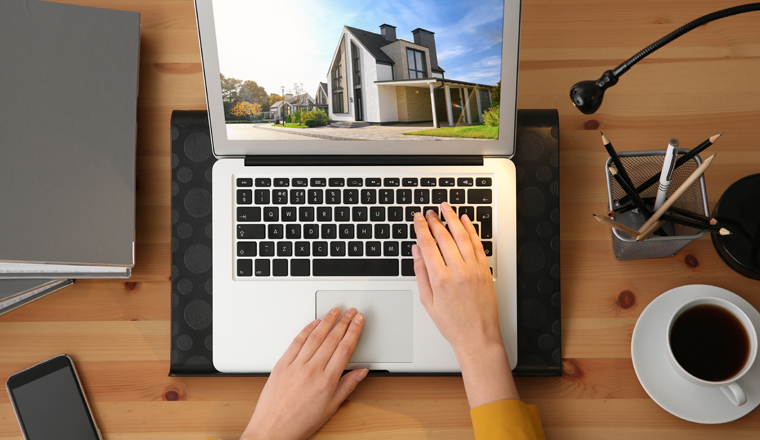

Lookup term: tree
[269,93,284,106]
[230,101,262,121]
[220,73,242,103]
[490,81,501,107]
[289,82,309,110]
[239,80,268,107]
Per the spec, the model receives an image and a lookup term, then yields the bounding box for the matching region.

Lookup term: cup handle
[720,382,747,406]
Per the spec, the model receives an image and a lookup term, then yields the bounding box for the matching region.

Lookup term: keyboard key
[421,178,437,187]
[378,189,394,204]
[347,178,363,187]
[459,206,475,221]
[352,207,368,222]
[295,242,310,256]
[237,242,257,257]
[255,178,271,187]
[476,177,492,187]
[457,177,474,187]
[291,259,310,276]
[308,189,324,204]
[290,189,306,204]
[405,206,422,221]
[348,241,363,256]
[362,189,377,204]
[339,224,355,239]
[237,259,253,276]
[365,178,382,187]
[330,241,346,256]
[384,241,399,256]
[310,178,326,187]
[335,207,350,222]
[237,207,261,222]
[299,207,315,222]
[375,224,390,239]
[293,178,308,187]
[329,178,345,187]
[273,259,288,276]
[317,207,332,222]
[273,189,288,204]
[285,224,301,239]
[383,178,400,187]
[237,178,253,187]
[357,224,372,238]
[401,259,415,276]
[281,207,296,222]
[423,206,439,217]
[392,224,408,239]
[432,189,447,204]
[370,206,385,221]
[414,189,430,204]
[268,224,283,239]
[482,241,493,257]
[321,224,337,239]
[473,223,479,235]
[263,207,278,222]
[237,189,252,205]
[388,207,403,221]
[343,189,359,204]
[450,189,466,204]
[439,177,455,187]
[410,224,417,239]
[366,241,382,256]
[477,207,493,239]
[397,189,412,204]
[313,241,328,256]
[254,189,270,205]
[402,178,418,187]
[259,241,275,256]
[254,259,270,276]
[401,241,415,257]
[313,259,399,277]
[274,178,289,187]
[304,224,319,239]
[237,224,265,239]
[468,189,492,204]
[326,189,341,204]
[277,241,293,257]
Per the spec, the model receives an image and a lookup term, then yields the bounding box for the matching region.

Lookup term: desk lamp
[569,3,760,115]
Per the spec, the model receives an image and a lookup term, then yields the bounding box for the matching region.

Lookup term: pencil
[601,132,635,190]
[609,197,657,217]
[637,153,717,234]
[636,220,667,242]
[609,167,652,220]
[619,133,722,205]
[668,206,718,226]
[661,214,731,234]
[593,213,641,238]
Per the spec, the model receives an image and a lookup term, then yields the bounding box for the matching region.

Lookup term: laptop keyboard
[234,176,494,278]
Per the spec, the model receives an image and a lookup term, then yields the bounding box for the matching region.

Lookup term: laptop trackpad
[316,290,414,363]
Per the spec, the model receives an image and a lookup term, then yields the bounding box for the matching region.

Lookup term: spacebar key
[313,259,399,276]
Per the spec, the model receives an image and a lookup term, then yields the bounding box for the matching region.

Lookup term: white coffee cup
[666,297,757,406]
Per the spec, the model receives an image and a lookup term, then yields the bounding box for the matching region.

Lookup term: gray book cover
[0,0,140,268]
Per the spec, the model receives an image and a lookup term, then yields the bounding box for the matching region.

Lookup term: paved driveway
[225,123,488,141]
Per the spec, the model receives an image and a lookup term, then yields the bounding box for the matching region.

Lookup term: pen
[653,138,679,211]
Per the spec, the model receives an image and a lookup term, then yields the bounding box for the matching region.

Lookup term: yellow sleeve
[470,399,546,440]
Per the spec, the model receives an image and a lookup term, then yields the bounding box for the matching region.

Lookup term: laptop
[194,0,522,373]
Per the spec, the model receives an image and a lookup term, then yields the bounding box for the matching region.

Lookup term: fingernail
[330,307,339,316]
[345,308,357,319]
[441,201,451,211]
[312,319,321,326]
[353,313,364,324]
[414,211,423,220]
[412,244,421,260]
[356,368,369,382]
[426,209,436,217]
[461,214,471,224]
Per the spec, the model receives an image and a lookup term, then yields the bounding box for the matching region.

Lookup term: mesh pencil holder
[605,149,709,260]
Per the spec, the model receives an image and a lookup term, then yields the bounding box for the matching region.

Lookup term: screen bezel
[6,355,101,440]
[193,0,521,157]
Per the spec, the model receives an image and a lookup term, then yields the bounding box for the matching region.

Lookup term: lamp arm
[612,3,760,77]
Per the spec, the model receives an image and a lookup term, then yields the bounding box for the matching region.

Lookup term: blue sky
[213,0,505,98]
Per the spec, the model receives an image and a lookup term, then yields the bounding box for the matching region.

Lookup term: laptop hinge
[244,155,483,167]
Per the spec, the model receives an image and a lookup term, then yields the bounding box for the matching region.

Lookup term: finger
[412,245,434,308]
[295,307,342,363]
[461,214,489,268]
[424,209,463,265]
[325,312,365,375]
[439,202,476,263]
[277,318,321,367]
[413,212,445,273]
[311,308,358,369]
[327,368,369,414]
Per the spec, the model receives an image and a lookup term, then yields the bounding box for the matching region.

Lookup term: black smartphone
[6,355,102,440]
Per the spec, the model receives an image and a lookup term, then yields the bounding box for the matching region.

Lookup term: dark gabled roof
[345,26,395,65]
[318,82,327,92]
[432,67,445,73]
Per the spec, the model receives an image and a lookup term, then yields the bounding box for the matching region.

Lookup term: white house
[326,24,494,126]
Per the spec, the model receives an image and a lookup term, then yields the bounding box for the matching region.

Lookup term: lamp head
[570,70,619,114]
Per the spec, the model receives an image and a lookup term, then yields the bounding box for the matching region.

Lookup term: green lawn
[272,123,310,129]
[403,124,498,139]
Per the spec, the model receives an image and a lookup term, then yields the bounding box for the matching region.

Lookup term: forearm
[456,342,520,409]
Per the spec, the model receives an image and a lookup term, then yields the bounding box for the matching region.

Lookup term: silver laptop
[195,0,522,373]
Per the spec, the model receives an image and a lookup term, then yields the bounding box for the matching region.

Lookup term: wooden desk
[1,1,759,438]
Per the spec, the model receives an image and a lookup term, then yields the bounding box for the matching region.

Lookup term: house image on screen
[326,24,495,126]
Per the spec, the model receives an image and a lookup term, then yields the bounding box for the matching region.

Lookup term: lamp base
[712,174,760,280]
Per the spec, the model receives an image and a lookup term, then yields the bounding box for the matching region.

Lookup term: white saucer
[632,284,760,423]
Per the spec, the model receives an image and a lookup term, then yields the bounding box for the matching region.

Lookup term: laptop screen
[209,0,507,141]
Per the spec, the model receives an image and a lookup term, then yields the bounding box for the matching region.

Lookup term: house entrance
[354,89,363,121]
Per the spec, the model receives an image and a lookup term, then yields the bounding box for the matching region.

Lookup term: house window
[331,53,346,114]
[352,43,361,87]
[332,92,344,113]
[407,48,427,79]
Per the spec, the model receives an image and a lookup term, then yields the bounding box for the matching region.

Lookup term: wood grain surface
[2,0,759,438]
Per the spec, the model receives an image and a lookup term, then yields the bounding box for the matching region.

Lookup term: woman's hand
[241,308,368,440]
[413,202,519,408]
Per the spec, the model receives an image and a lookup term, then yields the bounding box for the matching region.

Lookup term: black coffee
[670,304,750,382]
